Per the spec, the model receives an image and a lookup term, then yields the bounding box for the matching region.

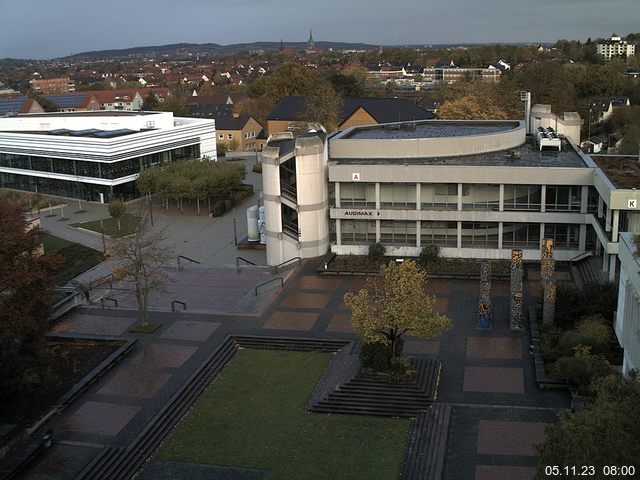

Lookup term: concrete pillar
[603,253,609,272]
[336,219,341,245]
[457,221,462,250]
[457,183,463,211]
[375,183,380,210]
[335,182,341,208]
[612,210,620,241]
[499,184,504,212]
[609,255,617,281]
[580,185,589,214]
[579,224,587,251]
[376,219,380,242]
[416,220,421,248]
[597,196,603,218]
[498,222,503,250]
[540,185,546,213]
[605,205,612,232]
[539,224,545,250]
[416,183,421,210]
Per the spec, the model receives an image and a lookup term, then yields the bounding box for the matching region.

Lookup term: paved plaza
[16,254,569,480]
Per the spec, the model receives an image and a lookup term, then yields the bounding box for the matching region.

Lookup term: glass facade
[380,183,416,209]
[502,223,540,248]
[545,186,581,211]
[461,222,499,248]
[422,183,457,210]
[420,221,457,247]
[340,183,375,208]
[461,184,500,210]
[544,224,580,250]
[340,219,376,244]
[503,185,542,211]
[380,220,416,245]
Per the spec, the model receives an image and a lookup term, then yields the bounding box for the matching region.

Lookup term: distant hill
[59,41,380,60]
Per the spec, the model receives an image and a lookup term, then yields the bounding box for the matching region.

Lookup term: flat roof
[332,139,588,168]
[592,155,640,189]
[341,120,521,140]
[16,111,158,118]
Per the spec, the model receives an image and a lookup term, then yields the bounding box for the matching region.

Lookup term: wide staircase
[575,255,607,285]
[311,357,442,417]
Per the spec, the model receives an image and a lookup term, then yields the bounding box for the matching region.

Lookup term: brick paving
[63,401,141,436]
[16,258,570,480]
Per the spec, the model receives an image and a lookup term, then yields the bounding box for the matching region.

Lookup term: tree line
[136,159,248,214]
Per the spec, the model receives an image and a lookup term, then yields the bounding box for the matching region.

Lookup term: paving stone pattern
[16,259,570,480]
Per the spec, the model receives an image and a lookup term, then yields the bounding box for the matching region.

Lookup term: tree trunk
[117,218,121,231]
[197,198,200,214]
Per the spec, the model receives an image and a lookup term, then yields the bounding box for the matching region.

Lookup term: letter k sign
[629,199,637,209]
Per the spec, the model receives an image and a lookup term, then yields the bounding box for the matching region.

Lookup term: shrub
[387,357,417,384]
[419,244,441,270]
[252,162,263,173]
[211,201,225,217]
[0,333,24,399]
[360,338,404,372]
[577,314,611,346]
[368,242,386,262]
[558,330,608,357]
[554,346,612,394]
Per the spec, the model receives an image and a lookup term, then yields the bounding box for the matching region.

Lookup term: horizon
[1,0,639,60]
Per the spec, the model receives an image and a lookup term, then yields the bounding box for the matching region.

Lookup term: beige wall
[267,119,291,137]
[339,108,377,130]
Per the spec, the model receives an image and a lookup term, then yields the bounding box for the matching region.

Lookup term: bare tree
[108,215,174,327]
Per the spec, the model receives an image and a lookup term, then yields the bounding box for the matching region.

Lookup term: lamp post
[588,108,592,141]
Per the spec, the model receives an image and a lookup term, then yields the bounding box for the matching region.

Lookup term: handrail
[171,300,187,312]
[177,255,201,266]
[255,277,284,296]
[101,297,118,307]
[89,273,113,290]
[569,251,593,265]
[274,256,301,273]
[236,256,257,267]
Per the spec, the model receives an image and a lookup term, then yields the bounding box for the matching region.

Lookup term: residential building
[614,232,640,374]
[215,114,263,152]
[30,77,75,95]
[260,105,640,286]
[0,111,216,202]
[597,35,636,61]
[0,97,44,115]
[266,96,435,137]
[42,93,101,112]
[92,90,144,111]
[421,65,501,83]
[589,96,631,123]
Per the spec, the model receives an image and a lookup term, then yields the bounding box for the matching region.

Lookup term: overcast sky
[1,0,639,59]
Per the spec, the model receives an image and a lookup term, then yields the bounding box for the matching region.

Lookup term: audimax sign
[343,210,381,216]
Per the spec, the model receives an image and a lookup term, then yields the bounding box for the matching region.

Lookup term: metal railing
[569,251,593,265]
[274,257,301,273]
[236,256,257,267]
[101,297,118,307]
[255,277,284,296]
[89,273,113,290]
[171,300,187,312]
[178,255,200,270]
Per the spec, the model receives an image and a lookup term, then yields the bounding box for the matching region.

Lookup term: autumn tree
[108,198,126,231]
[141,90,159,111]
[344,260,452,360]
[437,95,509,120]
[108,215,174,328]
[0,204,60,340]
[535,372,640,479]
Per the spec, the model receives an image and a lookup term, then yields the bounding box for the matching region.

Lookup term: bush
[368,242,386,262]
[360,339,404,372]
[211,201,226,217]
[387,357,417,384]
[419,244,440,270]
[577,314,611,346]
[553,348,612,394]
[558,330,609,357]
[555,281,618,330]
[0,333,24,399]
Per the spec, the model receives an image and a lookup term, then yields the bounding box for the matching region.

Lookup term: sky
[1,0,639,59]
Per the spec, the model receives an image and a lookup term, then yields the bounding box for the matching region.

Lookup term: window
[461,222,499,248]
[502,223,540,248]
[380,220,416,245]
[544,224,579,250]
[218,134,224,139]
[380,183,416,209]
[227,134,233,140]
[421,221,457,247]
[461,184,500,210]
[340,183,376,208]
[503,185,542,211]
[545,186,581,211]
[341,220,376,244]
[422,183,457,210]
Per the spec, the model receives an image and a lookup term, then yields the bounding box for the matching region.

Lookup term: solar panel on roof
[0,97,27,115]
[49,128,71,135]
[70,129,101,136]
[43,94,85,108]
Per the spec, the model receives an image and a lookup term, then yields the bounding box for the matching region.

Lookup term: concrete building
[30,77,75,95]
[597,35,636,61]
[614,233,640,374]
[0,111,216,202]
[260,106,640,283]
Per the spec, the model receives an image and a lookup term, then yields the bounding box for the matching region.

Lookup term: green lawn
[157,349,411,480]
[72,214,139,237]
[43,234,103,285]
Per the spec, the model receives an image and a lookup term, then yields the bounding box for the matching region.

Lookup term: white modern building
[597,35,636,61]
[614,233,640,374]
[260,105,640,283]
[0,111,216,202]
